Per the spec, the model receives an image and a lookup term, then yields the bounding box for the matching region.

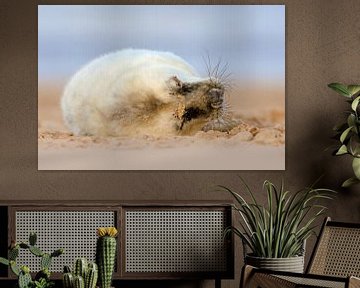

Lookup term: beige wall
[1,1,360,287]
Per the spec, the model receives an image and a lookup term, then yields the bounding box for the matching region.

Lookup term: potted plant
[0,232,64,288]
[62,258,98,288]
[96,227,118,288]
[221,179,334,273]
[61,227,118,288]
[328,83,360,187]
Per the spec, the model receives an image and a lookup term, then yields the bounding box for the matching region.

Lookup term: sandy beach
[38,82,285,170]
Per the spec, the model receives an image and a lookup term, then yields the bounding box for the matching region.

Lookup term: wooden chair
[241,217,360,288]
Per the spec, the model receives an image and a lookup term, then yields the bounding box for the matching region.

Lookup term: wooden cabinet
[0,201,233,284]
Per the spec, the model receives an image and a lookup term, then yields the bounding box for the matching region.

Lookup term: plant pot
[245,254,304,273]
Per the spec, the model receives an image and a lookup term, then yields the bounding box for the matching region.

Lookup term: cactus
[64,265,72,273]
[19,271,32,288]
[74,275,85,288]
[63,272,74,288]
[74,258,88,279]
[51,248,64,258]
[29,245,44,257]
[63,259,98,288]
[96,227,118,288]
[35,268,51,282]
[29,232,37,246]
[62,266,74,288]
[19,243,30,249]
[85,263,98,288]
[0,232,64,288]
[41,253,52,270]
[9,246,19,260]
[18,267,32,288]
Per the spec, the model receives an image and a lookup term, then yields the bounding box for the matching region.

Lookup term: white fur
[61,49,203,136]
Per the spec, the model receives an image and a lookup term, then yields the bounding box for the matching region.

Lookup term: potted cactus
[62,258,98,288]
[0,232,64,288]
[328,83,360,187]
[96,227,118,288]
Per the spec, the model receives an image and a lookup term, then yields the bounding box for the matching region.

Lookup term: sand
[38,82,285,170]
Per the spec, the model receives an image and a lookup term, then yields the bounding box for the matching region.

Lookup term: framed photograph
[38,5,285,170]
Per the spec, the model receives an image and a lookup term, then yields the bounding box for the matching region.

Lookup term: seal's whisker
[221,73,233,85]
[221,71,233,82]
[218,62,229,81]
[212,57,222,80]
[202,53,212,81]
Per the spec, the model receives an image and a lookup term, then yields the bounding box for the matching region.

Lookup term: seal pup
[61,49,236,136]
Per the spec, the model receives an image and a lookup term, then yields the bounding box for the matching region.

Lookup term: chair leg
[240,265,255,288]
[215,278,221,288]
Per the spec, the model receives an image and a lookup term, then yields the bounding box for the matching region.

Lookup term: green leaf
[347,114,356,128]
[222,179,335,258]
[352,157,360,179]
[328,83,351,97]
[10,261,20,276]
[347,85,360,97]
[342,177,360,188]
[340,126,353,143]
[351,96,360,111]
[336,145,348,155]
[0,257,9,266]
[349,135,360,157]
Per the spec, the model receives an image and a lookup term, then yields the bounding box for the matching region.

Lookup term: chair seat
[243,266,360,288]
[277,274,346,288]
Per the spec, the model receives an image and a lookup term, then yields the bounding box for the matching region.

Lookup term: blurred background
[38,5,284,84]
[38,5,285,141]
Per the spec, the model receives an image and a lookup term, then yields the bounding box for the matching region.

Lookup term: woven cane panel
[277,275,345,288]
[251,273,297,288]
[15,211,115,272]
[125,210,227,273]
[310,226,360,277]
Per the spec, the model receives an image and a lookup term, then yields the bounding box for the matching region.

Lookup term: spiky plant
[32,278,54,288]
[0,232,63,288]
[63,260,98,288]
[221,179,335,258]
[96,227,118,288]
[328,83,360,187]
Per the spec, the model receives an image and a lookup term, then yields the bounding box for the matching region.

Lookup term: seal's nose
[208,88,224,108]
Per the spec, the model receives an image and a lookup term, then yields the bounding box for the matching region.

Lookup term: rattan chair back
[307,217,360,278]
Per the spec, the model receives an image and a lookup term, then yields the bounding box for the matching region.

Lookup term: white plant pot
[245,254,305,273]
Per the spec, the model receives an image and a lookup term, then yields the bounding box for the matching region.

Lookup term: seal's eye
[208,88,224,109]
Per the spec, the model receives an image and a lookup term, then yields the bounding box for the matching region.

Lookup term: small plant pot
[245,254,305,273]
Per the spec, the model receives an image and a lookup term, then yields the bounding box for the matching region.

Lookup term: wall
[0,0,359,287]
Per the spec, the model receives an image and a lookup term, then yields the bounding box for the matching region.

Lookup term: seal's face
[207,87,225,109]
[177,80,225,110]
[168,76,232,131]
